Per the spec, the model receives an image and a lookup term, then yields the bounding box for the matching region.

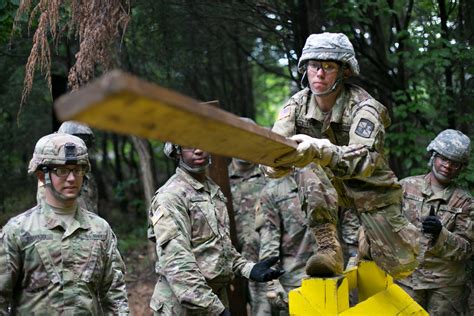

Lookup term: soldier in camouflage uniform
[0,133,129,314]
[397,129,473,315]
[256,166,318,315]
[229,157,271,315]
[264,32,419,279]
[148,143,284,315]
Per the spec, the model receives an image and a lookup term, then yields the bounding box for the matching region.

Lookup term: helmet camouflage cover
[28,133,91,174]
[427,129,471,164]
[58,121,94,148]
[58,121,93,136]
[298,32,360,76]
[163,142,179,160]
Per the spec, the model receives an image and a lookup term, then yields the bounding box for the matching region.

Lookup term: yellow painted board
[340,284,428,315]
[357,260,393,302]
[54,70,297,167]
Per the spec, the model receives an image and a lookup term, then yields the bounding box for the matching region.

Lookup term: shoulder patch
[354,118,375,138]
[151,207,164,225]
[277,107,291,121]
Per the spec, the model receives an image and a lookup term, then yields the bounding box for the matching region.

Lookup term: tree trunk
[131,136,157,262]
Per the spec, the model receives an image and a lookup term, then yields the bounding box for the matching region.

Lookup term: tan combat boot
[306,223,344,277]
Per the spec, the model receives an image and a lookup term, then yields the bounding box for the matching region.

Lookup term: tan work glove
[275,134,336,168]
[276,134,368,168]
[266,280,288,313]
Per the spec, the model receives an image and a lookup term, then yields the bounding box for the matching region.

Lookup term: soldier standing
[148,143,284,315]
[229,156,270,315]
[256,166,319,315]
[0,133,129,314]
[265,32,419,279]
[397,129,473,315]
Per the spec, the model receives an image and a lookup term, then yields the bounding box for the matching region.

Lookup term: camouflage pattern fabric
[228,162,266,261]
[0,203,129,314]
[397,174,473,314]
[149,167,255,315]
[272,84,419,278]
[426,129,471,164]
[398,282,469,315]
[228,161,270,315]
[257,167,318,315]
[338,207,360,262]
[78,173,99,214]
[297,32,359,76]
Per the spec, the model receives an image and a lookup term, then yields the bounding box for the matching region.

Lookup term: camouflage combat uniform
[257,167,318,315]
[228,162,270,315]
[149,167,255,315]
[272,83,419,278]
[0,202,129,314]
[398,174,473,315]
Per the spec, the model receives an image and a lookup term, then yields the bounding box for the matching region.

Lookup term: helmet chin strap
[179,156,212,174]
[431,163,451,185]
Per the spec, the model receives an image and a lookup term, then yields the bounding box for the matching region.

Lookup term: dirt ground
[123,244,156,316]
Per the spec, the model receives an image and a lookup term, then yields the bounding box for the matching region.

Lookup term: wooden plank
[54,70,296,167]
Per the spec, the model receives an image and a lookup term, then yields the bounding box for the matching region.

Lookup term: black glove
[422,216,442,238]
[249,256,285,282]
[219,308,231,316]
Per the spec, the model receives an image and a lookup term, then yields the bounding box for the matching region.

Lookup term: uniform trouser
[296,164,419,279]
[249,280,271,316]
[398,283,469,315]
[150,275,229,316]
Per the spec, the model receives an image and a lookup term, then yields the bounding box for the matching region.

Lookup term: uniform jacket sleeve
[151,192,225,315]
[99,228,130,314]
[329,100,388,179]
[429,200,473,261]
[0,226,18,313]
[0,220,27,314]
[257,185,282,261]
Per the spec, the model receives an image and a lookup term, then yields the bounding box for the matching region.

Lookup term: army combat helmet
[58,121,95,148]
[28,133,91,175]
[427,129,471,166]
[298,32,359,95]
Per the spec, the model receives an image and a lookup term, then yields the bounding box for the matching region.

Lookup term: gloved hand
[262,165,292,178]
[266,280,288,312]
[275,134,335,168]
[249,256,285,282]
[219,308,231,316]
[341,144,368,160]
[422,216,442,239]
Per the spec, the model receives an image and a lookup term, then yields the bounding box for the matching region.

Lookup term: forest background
[0,0,473,312]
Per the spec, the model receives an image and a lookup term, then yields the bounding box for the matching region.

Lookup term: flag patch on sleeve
[277,107,291,120]
[355,118,375,138]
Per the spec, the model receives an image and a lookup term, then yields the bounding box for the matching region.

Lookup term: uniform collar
[42,202,91,235]
[305,87,348,123]
[176,167,220,197]
[422,173,455,202]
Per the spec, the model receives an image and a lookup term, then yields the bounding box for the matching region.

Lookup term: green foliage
[117,223,149,254]
[253,65,291,127]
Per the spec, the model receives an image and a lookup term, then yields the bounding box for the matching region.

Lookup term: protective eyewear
[306,61,340,74]
[50,166,88,178]
[435,154,462,170]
